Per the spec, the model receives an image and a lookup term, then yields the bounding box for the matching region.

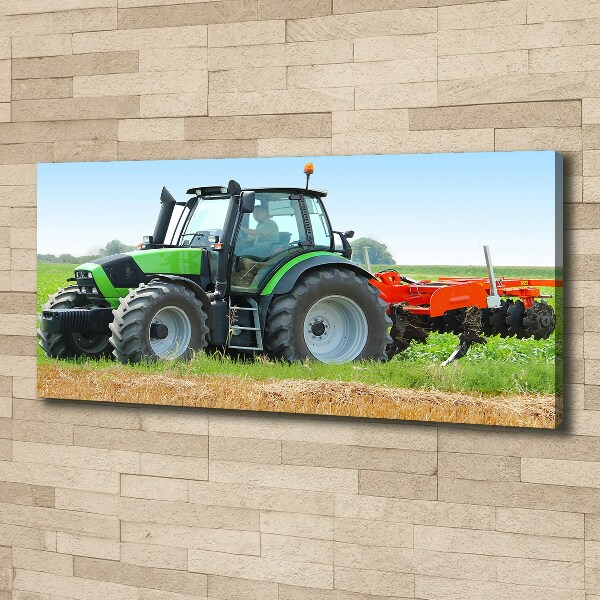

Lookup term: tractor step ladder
[228,298,264,351]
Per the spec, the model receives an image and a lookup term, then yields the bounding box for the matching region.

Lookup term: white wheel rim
[303,295,368,363]
[150,306,192,359]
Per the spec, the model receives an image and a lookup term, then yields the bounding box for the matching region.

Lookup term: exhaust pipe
[152,187,177,245]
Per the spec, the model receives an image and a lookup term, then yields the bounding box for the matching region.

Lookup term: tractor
[38,164,560,365]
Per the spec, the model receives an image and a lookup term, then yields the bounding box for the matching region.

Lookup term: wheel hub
[149,306,192,359]
[309,318,328,338]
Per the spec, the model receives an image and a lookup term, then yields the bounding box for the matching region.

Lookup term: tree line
[37,240,135,263]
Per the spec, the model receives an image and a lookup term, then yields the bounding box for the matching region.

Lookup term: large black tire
[264,267,392,363]
[109,281,209,363]
[38,286,113,359]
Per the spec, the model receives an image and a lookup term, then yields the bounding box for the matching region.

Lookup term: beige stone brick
[334,566,413,597]
[210,436,281,464]
[10,228,36,250]
[334,517,413,548]
[210,460,358,493]
[587,331,600,360]
[439,476,600,513]
[359,470,437,500]
[12,440,139,473]
[531,45,600,74]
[583,176,600,202]
[0,523,49,551]
[10,270,36,292]
[261,511,333,540]
[585,150,600,176]
[208,40,353,70]
[414,575,583,600]
[74,556,208,596]
[522,456,600,488]
[415,524,583,561]
[74,70,204,97]
[2,0,116,14]
[208,575,278,600]
[333,128,494,155]
[0,186,35,208]
[121,474,188,502]
[12,97,139,122]
[353,33,436,62]
[13,421,73,445]
[439,50,528,80]
[57,532,119,560]
[0,313,35,336]
[282,441,436,474]
[497,556,584,589]
[258,0,331,20]
[334,542,496,582]
[185,113,331,140]
[208,20,285,47]
[118,0,257,30]
[121,542,187,570]
[209,413,436,450]
[139,47,206,72]
[527,0,600,23]
[3,8,117,37]
[585,125,600,150]
[585,385,600,409]
[0,457,119,494]
[0,165,36,186]
[572,230,600,254]
[117,139,256,160]
[188,549,334,588]
[54,488,118,516]
[209,67,286,93]
[13,51,139,80]
[12,78,72,101]
[140,92,207,118]
[121,521,260,555]
[286,9,437,42]
[188,480,334,515]
[0,120,117,145]
[261,533,332,564]
[439,0,526,29]
[117,118,185,141]
[0,501,119,540]
[119,497,259,530]
[13,569,139,600]
[332,109,409,134]
[0,104,9,123]
[0,397,11,419]
[0,439,10,461]
[495,126,582,151]
[76,424,207,457]
[439,72,600,106]
[438,452,521,481]
[355,81,437,109]
[73,25,207,53]
[0,143,53,165]
[583,98,600,124]
[257,137,331,157]
[140,407,207,435]
[54,140,118,162]
[139,453,207,480]
[0,38,10,60]
[289,59,436,90]
[13,548,73,576]
[12,34,72,59]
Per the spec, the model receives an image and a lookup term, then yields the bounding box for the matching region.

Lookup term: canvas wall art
[37,151,562,427]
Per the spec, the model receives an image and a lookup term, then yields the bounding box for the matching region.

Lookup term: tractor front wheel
[109,281,209,363]
[264,267,392,363]
[38,286,113,359]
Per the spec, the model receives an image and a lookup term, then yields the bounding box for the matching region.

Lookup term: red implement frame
[371,271,562,316]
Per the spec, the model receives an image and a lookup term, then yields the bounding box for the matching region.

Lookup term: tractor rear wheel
[38,286,113,359]
[109,281,209,363]
[264,267,392,363]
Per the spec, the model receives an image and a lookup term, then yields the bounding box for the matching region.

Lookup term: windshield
[179,196,230,246]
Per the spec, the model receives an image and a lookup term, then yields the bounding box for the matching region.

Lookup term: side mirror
[344,230,355,239]
[240,191,256,214]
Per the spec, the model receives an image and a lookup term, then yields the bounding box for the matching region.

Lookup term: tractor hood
[74,248,203,308]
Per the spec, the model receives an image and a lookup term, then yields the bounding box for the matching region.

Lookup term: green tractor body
[39,177,392,364]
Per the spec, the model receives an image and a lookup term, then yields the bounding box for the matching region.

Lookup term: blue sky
[38,151,559,266]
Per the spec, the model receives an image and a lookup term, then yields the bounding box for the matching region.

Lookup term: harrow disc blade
[523,301,556,340]
[487,299,511,337]
[506,299,527,338]
[442,308,466,334]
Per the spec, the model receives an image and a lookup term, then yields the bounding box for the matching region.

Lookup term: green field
[37,262,562,396]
